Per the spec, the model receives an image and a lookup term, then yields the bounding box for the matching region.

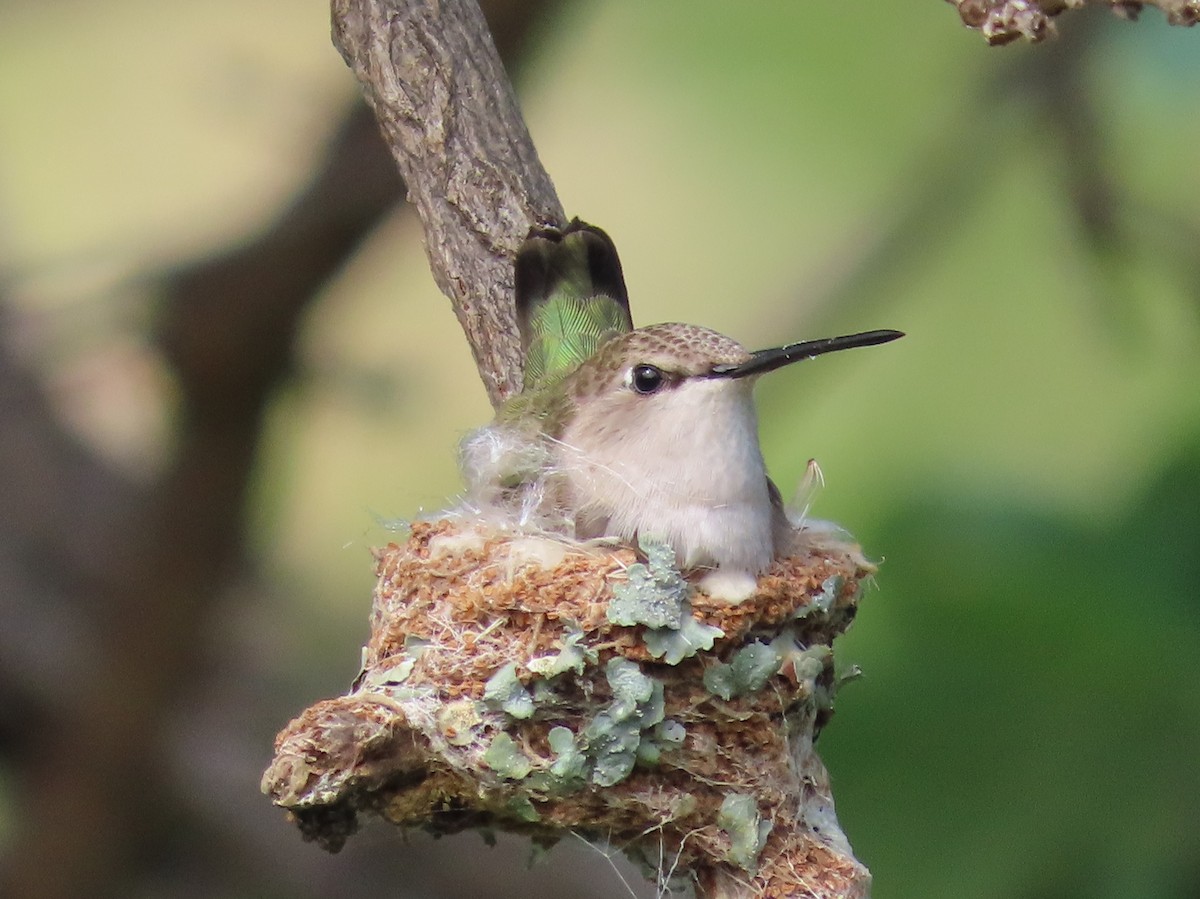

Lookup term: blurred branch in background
[785,9,1200,346]
[1027,17,1200,341]
[0,98,402,899]
[0,2,559,897]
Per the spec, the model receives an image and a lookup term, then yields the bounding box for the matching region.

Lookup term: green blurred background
[2,1,1198,897]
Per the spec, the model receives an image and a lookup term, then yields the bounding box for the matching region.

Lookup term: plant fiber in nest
[263,518,875,897]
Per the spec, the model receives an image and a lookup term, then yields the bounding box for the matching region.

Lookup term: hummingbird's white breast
[556,377,776,574]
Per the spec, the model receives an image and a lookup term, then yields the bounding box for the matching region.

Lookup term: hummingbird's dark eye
[629,364,665,395]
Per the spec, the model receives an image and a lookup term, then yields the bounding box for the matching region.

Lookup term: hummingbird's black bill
[708,329,904,380]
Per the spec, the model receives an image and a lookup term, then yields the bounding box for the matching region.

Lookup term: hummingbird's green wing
[515,220,633,389]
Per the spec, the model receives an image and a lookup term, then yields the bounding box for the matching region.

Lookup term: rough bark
[332,0,565,407]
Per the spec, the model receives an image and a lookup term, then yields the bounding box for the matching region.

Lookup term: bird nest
[262,517,875,898]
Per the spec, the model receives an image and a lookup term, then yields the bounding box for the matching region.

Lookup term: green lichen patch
[607,540,725,664]
[581,658,667,786]
[524,725,590,796]
[636,718,687,767]
[584,711,644,786]
[608,540,689,629]
[795,574,846,620]
[527,627,595,677]
[775,641,831,685]
[717,792,773,872]
[483,663,535,720]
[547,726,588,782]
[606,658,656,718]
[483,732,533,780]
[703,642,783,701]
[368,656,415,686]
[643,609,724,665]
[505,796,541,822]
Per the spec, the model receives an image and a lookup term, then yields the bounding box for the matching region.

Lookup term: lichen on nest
[263,516,875,897]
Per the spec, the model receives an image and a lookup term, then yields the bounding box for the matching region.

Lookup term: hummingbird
[462,220,902,598]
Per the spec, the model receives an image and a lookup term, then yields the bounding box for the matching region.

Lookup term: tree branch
[946,0,1199,44]
[332,0,565,407]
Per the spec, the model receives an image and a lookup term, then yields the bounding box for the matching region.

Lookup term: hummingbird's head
[562,323,755,424]
[561,322,904,423]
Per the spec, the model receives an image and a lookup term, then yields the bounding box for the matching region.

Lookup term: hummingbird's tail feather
[515,220,633,388]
